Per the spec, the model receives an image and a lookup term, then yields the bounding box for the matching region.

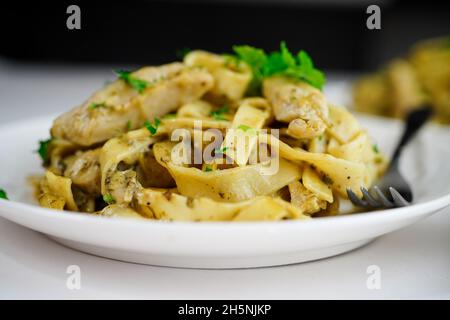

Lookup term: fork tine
[372,186,394,208]
[347,188,368,207]
[389,187,410,207]
[360,187,381,207]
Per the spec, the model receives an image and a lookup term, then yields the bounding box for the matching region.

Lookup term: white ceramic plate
[0,114,449,269]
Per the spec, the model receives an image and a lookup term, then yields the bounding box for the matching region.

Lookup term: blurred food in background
[353,37,450,123]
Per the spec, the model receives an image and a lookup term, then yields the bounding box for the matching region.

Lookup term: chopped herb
[176,47,191,60]
[214,146,229,155]
[103,194,115,205]
[37,138,52,165]
[232,45,267,95]
[232,41,326,93]
[89,102,106,110]
[237,124,253,132]
[0,189,8,200]
[322,175,334,185]
[162,113,177,119]
[126,120,132,131]
[210,105,229,121]
[203,165,213,172]
[373,144,379,153]
[144,118,161,135]
[114,70,149,93]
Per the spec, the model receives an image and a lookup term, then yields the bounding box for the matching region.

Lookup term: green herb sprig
[0,188,8,200]
[210,105,229,121]
[103,194,115,205]
[144,118,161,135]
[114,70,149,93]
[38,138,52,165]
[232,41,326,93]
[214,146,229,155]
[373,144,379,154]
[89,102,107,110]
[203,165,213,172]
[176,47,191,60]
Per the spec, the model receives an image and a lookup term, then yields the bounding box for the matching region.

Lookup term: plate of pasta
[0,43,449,268]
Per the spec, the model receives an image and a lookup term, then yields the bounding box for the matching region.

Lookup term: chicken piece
[288,180,327,216]
[51,63,214,147]
[106,170,140,205]
[263,77,328,139]
[184,50,252,102]
[63,148,102,196]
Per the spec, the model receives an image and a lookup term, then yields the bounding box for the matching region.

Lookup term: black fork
[347,107,433,209]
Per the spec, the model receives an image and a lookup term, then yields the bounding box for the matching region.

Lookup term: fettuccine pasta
[34,45,387,221]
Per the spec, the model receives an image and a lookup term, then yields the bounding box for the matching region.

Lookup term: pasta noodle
[34,49,387,221]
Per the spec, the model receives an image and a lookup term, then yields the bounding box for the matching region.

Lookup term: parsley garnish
[89,102,106,110]
[38,138,52,165]
[144,118,161,135]
[210,105,229,121]
[373,144,379,153]
[176,47,191,60]
[0,189,8,200]
[203,165,213,172]
[103,194,115,205]
[214,146,229,155]
[126,120,132,131]
[237,124,253,132]
[114,70,149,93]
[232,41,326,93]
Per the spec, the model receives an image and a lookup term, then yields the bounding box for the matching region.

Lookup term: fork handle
[391,107,433,163]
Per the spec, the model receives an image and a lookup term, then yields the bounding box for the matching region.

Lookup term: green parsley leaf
[232,45,267,95]
[237,124,253,132]
[210,105,229,121]
[203,165,213,172]
[214,146,229,155]
[89,102,106,110]
[103,194,115,205]
[0,188,8,200]
[373,144,379,153]
[232,41,326,92]
[126,120,132,131]
[176,47,191,60]
[38,138,52,165]
[144,118,161,135]
[114,70,149,93]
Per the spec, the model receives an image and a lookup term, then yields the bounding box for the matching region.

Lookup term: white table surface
[0,59,449,300]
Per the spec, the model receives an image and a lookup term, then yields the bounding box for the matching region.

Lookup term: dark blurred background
[0,0,449,71]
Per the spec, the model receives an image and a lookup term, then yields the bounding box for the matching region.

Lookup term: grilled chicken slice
[51,63,213,147]
[263,77,329,139]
